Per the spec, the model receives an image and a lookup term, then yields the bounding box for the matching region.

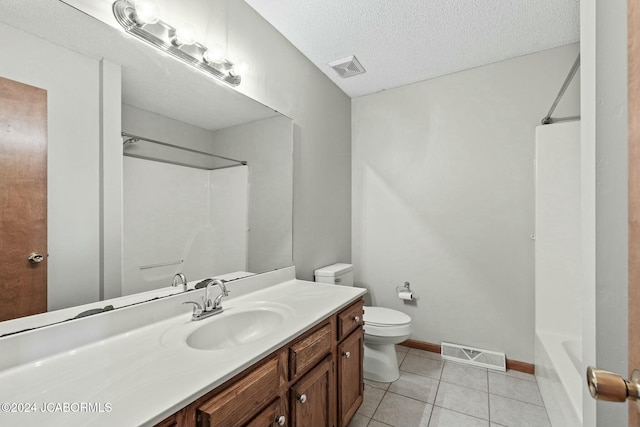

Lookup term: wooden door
[337,329,363,427]
[290,357,333,427]
[0,76,47,322]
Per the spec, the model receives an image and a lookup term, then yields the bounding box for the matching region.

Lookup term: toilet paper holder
[395,281,412,293]
[396,282,415,301]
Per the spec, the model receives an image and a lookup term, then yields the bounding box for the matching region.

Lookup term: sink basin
[186,305,291,350]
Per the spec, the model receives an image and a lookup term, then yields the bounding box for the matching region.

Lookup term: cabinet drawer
[337,299,364,341]
[289,323,332,380]
[197,357,280,427]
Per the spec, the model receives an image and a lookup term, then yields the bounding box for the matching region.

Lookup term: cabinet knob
[353,316,360,323]
[343,351,351,359]
[275,415,286,426]
[297,393,307,404]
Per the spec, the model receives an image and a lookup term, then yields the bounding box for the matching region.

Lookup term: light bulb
[234,60,249,75]
[132,0,160,26]
[171,23,196,46]
[203,44,225,65]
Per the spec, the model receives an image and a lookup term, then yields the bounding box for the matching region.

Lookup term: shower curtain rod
[121,131,247,165]
[541,54,580,125]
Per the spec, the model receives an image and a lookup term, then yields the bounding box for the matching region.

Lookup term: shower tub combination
[536,332,582,427]
[534,121,582,427]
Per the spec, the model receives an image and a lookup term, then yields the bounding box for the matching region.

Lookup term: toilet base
[363,341,401,382]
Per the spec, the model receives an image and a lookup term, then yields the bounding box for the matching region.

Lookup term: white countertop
[0,278,365,427]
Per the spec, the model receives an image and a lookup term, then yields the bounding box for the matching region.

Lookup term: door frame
[628,0,639,423]
[580,0,630,426]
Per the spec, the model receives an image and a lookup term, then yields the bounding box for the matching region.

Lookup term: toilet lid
[364,306,411,327]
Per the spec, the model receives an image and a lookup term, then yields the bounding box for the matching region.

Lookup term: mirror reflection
[0,0,293,331]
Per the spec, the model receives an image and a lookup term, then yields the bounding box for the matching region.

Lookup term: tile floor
[348,345,551,427]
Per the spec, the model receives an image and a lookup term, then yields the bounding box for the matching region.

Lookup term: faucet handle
[183,301,203,315]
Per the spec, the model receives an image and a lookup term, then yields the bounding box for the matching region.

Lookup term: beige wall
[225,2,352,279]
[352,44,580,363]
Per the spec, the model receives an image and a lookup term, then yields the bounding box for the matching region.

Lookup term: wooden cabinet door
[290,356,334,427]
[337,329,363,427]
[245,397,287,427]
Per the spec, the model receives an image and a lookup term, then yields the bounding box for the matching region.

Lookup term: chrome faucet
[183,278,230,321]
[209,279,229,309]
[172,273,187,291]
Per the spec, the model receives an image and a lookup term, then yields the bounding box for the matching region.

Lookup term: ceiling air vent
[328,55,366,78]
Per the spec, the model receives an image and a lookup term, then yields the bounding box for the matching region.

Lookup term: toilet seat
[363,306,412,338]
[364,306,411,327]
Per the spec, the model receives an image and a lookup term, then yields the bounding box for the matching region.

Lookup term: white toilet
[314,263,412,382]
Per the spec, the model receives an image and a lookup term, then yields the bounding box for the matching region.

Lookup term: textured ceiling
[244,0,580,98]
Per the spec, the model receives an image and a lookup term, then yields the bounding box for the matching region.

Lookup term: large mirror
[0,0,293,333]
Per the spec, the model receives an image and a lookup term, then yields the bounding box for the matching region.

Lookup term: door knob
[586,366,640,402]
[275,415,285,426]
[343,351,351,359]
[297,394,307,404]
[28,253,44,264]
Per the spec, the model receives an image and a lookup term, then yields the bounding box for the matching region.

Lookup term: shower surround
[534,121,582,427]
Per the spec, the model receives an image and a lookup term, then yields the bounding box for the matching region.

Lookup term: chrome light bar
[112,0,241,86]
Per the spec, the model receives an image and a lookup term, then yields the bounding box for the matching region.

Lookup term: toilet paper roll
[398,291,414,301]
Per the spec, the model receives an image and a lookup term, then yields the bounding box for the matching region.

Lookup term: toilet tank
[314,263,354,286]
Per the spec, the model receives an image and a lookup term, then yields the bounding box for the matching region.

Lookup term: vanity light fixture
[129,0,159,25]
[170,23,196,47]
[112,0,241,86]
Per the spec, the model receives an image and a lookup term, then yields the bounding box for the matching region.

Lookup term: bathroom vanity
[157,297,364,427]
[0,268,365,427]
